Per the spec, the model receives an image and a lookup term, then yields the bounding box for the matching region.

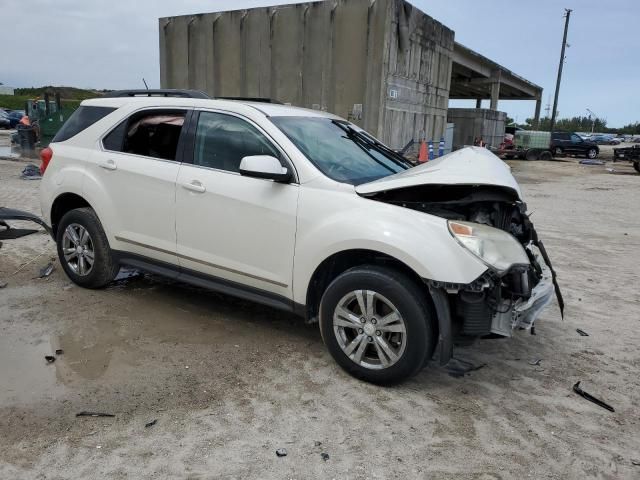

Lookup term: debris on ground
[44,355,55,363]
[631,459,640,466]
[0,281,7,289]
[38,263,54,278]
[145,419,158,428]
[76,411,116,418]
[320,453,330,461]
[579,159,604,166]
[0,221,38,240]
[572,381,615,412]
[314,441,322,447]
[275,448,287,457]
[576,328,589,337]
[446,358,487,378]
[20,164,42,180]
[55,349,64,355]
[528,358,542,366]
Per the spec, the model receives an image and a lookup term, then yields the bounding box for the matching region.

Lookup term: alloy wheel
[61,223,95,276]
[333,290,407,370]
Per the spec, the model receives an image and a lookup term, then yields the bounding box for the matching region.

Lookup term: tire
[56,207,118,289]
[586,148,598,159]
[319,266,435,385]
[525,149,539,161]
[634,162,640,174]
[553,147,563,156]
[539,151,552,161]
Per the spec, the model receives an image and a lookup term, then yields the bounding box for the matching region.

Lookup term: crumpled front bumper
[490,244,555,336]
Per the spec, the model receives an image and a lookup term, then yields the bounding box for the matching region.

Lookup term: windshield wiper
[331,120,412,168]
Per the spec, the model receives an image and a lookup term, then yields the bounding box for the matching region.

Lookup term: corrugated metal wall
[159,0,453,148]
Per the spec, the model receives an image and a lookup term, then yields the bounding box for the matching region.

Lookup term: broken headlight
[448,220,529,274]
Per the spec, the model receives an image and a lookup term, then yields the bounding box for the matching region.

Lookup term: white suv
[35,90,561,384]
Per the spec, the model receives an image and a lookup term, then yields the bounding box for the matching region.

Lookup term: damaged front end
[363,181,563,358]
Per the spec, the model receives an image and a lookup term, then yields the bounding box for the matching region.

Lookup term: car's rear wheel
[586,148,598,159]
[56,207,118,288]
[319,266,434,385]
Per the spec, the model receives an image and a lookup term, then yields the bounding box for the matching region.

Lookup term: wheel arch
[303,249,431,323]
[50,192,93,238]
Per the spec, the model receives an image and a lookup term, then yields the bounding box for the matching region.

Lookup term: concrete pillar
[475,99,482,109]
[490,70,501,111]
[533,95,542,128]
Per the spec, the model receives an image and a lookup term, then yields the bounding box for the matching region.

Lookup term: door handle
[182,180,206,193]
[99,159,117,171]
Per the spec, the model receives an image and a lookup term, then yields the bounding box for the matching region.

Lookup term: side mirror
[239,155,291,182]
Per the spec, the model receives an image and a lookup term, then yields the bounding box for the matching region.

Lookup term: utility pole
[549,8,572,133]
[586,108,597,134]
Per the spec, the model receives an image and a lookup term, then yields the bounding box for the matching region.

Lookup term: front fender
[292,187,487,304]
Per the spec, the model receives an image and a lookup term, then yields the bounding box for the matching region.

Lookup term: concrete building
[159,0,542,150]
[0,84,15,96]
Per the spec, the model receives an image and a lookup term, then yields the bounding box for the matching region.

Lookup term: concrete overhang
[450,42,542,100]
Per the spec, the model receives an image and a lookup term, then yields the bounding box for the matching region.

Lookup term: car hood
[355,146,523,199]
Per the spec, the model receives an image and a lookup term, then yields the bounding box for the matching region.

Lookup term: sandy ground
[0,151,639,479]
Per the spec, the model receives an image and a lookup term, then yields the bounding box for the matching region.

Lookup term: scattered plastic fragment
[145,419,158,428]
[275,448,287,457]
[0,281,7,289]
[55,349,64,355]
[576,328,589,337]
[572,381,615,412]
[44,355,55,363]
[579,159,604,165]
[528,359,542,366]
[20,164,42,180]
[38,263,54,278]
[76,411,115,418]
[314,441,322,447]
[631,459,640,466]
[321,453,330,461]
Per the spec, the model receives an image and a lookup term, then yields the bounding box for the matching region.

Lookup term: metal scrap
[576,328,589,337]
[38,263,54,278]
[572,381,615,412]
[76,411,115,418]
[145,419,158,428]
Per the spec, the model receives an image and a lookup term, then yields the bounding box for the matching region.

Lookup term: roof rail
[215,96,283,104]
[104,89,210,99]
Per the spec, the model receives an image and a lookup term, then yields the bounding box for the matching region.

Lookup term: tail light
[40,147,53,175]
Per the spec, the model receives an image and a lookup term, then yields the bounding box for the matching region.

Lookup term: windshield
[271,116,411,185]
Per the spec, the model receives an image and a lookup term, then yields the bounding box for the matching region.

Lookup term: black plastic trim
[111,250,296,314]
[104,89,209,99]
[428,286,453,366]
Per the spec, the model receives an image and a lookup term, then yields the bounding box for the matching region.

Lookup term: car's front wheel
[586,148,598,159]
[319,266,435,384]
[56,207,118,288]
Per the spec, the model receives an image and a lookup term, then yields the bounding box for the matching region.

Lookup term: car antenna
[142,78,149,90]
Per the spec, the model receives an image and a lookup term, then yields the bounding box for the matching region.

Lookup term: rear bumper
[0,207,51,234]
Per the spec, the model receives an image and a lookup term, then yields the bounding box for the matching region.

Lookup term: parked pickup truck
[613,145,640,173]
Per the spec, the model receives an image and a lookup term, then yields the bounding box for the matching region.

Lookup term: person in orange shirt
[19,115,30,126]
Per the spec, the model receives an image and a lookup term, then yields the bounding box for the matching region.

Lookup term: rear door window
[52,106,115,142]
[103,109,187,161]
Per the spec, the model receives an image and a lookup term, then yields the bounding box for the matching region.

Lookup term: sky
[1,0,638,127]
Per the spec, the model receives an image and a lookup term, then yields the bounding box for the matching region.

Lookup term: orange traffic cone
[418,140,428,163]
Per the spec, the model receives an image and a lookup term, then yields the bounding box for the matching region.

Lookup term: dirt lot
[1,151,639,479]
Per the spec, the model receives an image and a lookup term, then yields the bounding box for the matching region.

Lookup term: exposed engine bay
[365,184,564,341]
